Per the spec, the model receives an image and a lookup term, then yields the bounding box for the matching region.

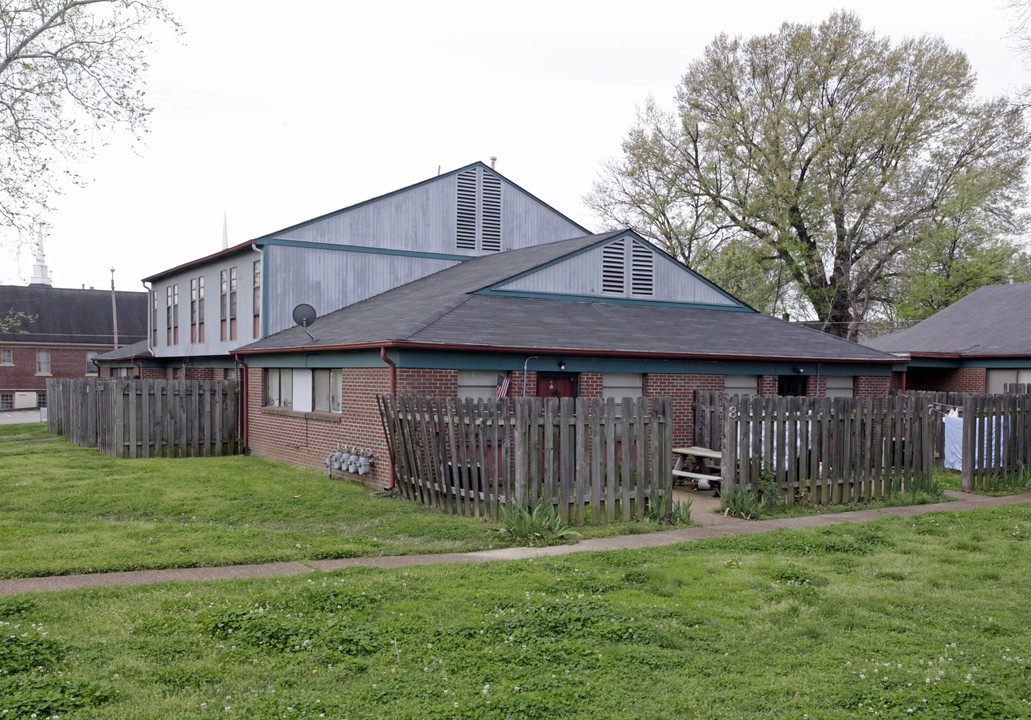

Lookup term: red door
[537,372,578,399]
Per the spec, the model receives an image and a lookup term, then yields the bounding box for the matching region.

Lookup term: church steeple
[29,226,53,287]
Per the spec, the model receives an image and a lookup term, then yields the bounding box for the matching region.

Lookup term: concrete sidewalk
[2,489,1029,596]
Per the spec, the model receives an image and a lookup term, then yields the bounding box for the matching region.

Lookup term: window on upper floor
[252,260,261,339]
[456,167,502,253]
[197,276,205,342]
[0,348,11,365]
[36,349,51,374]
[190,277,205,343]
[229,267,238,340]
[152,289,158,346]
[85,351,100,375]
[220,269,228,340]
[601,238,654,298]
[166,284,179,345]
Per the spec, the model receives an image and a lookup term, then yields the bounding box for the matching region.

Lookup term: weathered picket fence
[47,378,241,458]
[720,395,935,504]
[377,394,674,524]
[959,393,1031,491]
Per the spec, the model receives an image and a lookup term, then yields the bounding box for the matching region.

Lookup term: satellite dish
[292,303,317,343]
[292,303,317,327]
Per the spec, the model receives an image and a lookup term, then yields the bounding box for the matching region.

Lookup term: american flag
[496,374,511,399]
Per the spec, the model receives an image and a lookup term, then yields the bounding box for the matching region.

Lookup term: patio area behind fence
[377,394,673,525]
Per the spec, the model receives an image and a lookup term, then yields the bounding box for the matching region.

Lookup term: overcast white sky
[2,0,1029,292]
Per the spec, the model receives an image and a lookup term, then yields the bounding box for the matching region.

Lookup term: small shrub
[644,491,693,526]
[721,486,764,520]
[499,499,581,546]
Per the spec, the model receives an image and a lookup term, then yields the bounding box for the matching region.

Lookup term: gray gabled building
[865,283,1031,393]
[237,230,902,485]
[118,162,588,380]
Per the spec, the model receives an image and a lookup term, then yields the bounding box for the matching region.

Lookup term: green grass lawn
[0,425,668,578]
[2,503,1030,719]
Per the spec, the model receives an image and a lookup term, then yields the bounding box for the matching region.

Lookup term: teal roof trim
[474,288,754,311]
[258,238,471,263]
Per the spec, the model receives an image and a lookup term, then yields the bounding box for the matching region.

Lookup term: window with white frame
[85,351,100,375]
[36,349,51,374]
[458,370,504,401]
[603,373,643,401]
[265,368,293,408]
[0,348,11,365]
[724,374,759,396]
[312,369,342,413]
[825,376,854,398]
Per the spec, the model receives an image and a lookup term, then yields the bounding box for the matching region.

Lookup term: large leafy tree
[588,12,1027,339]
[0,0,177,238]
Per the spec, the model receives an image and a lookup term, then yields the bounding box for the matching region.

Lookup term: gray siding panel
[150,250,262,359]
[496,242,739,306]
[274,171,586,256]
[264,246,458,336]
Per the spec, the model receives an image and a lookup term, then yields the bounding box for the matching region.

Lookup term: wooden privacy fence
[47,378,241,458]
[377,394,674,525]
[721,395,935,505]
[959,393,1031,491]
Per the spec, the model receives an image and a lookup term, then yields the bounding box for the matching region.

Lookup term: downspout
[132,357,142,380]
[234,352,249,450]
[380,346,396,489]
[141,281,152,355]
[380,346,396,395]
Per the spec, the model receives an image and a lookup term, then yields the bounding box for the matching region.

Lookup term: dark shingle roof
[93,339,151,362]
[240,234,896,365]
[0,285,148,346]
[864,284,1031,356]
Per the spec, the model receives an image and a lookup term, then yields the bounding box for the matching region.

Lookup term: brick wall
[645,373,723,447]
[396,368,457,397]
[855,376,891,396]
[245,366,394,488]
[0,344,101,399]
[906,367,987,394]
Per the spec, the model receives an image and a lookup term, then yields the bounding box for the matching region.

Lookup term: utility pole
[110,267,119,349]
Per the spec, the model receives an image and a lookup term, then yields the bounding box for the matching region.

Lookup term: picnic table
[671,446,722,490]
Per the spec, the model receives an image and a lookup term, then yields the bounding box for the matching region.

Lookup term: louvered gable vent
[631,241,654,296]
[601,238,654,298]
[481,172,502,251]
[455,166,503,253]
[602,239,626,294]
[456,170,477,250]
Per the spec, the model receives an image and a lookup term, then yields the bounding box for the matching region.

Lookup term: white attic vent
[456,169,477,250]
[631,241,654,296]
[455,166,503,253]
[602,238,654,297]
[481,172,502,251]
[602,239,626,294]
